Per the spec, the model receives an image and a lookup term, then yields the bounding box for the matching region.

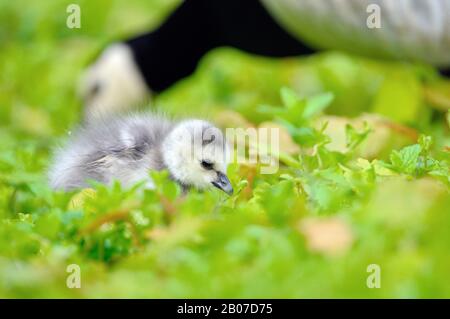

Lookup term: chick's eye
[200,160,214,170]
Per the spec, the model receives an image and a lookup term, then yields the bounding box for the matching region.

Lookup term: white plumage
[79,44,150,119]
[49,113,232,194]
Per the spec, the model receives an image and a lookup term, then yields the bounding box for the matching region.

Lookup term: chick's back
[49,113,174,190]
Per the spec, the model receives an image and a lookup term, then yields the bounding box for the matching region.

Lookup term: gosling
[48,113,233,195]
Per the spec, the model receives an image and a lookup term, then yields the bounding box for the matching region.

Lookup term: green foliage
[258,88,334,146]
[0,0,449,298]
[381,135,449,183]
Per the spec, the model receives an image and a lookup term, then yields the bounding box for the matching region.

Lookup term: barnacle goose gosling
[48,113,233,195]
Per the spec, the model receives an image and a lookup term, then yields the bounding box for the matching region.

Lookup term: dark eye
[200,160,214,170]
[86,81,101,100]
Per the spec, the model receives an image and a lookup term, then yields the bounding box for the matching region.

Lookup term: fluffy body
[49,113,230,193]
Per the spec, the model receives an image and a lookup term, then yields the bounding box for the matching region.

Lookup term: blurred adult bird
[49,113,233,195]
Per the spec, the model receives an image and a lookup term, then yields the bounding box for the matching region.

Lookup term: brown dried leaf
[299,217,354,257]
[258,121,300,155]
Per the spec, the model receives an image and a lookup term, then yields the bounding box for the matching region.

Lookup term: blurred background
[0,0,449,298]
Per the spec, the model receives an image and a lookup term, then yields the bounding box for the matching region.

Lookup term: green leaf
[280,87,300,108]
[418,135,432,153]
[303,92,334,119]
[345,122,371,151]
[389,144,421,175]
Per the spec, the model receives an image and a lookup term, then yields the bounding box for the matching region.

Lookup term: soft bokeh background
[0,0,449,298]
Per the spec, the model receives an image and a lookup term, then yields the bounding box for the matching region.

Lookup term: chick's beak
[212,172,233,195]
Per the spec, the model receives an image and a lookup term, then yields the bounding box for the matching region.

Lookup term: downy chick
[49,113,233,195]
